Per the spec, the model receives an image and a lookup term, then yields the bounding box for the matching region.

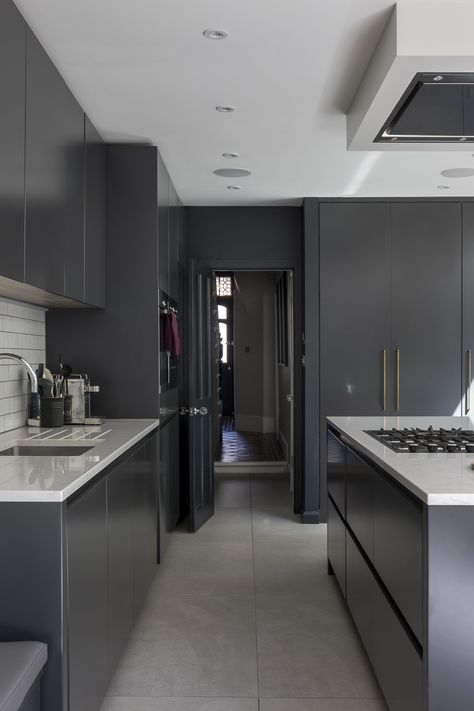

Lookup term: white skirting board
[214,461,288,476]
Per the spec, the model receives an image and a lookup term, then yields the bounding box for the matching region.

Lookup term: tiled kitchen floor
[102,474,387,711]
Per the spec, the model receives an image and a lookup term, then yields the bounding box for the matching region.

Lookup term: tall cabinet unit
[462,203,474,417]
[25,29,85,301]
[0,1,26,283]
[313,199,464,522]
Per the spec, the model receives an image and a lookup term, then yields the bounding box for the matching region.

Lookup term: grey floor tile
[172,507,253,545]
[252,510,327,544]
[250,477,293,511]
[253,540,328,596]
[256,593,382,699]
[215,477,251,507]
[148,541,254,598]
[107,596,258,698]
[259,700,388,711]
[102,698,258,711]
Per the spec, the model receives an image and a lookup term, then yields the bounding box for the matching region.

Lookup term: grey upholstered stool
[0,643,47,711]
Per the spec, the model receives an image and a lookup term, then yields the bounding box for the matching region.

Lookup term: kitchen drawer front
[327,430,346,517]
[374,473,423,644]
[327,496,346,596]
[346,533,423,711]
[346,447,374,561]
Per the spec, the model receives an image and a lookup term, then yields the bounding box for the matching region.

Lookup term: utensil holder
[40,397,65,428]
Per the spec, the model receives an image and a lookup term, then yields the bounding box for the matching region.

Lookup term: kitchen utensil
[59,355,72,377]
[38,378,53,398]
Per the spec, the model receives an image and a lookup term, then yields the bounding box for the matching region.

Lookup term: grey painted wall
[234,271,276,433]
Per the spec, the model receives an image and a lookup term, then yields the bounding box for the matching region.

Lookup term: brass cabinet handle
[396,349,400,412]
[383,349,387,411]
[467,350,472,414]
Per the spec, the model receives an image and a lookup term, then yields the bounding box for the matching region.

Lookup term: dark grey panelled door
[188,261,214,532]
[391,203,462,416]
[319,202,391,520]
[462,203,474,416]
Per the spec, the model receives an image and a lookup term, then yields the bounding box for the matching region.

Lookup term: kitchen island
[327,416,474,711]
[0,419,160,711]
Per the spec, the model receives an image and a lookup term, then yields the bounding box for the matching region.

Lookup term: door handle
[395,349,400,412]
[467,350,472,414]
[382,349,387,412]
[286,394,293,403]
[180,406,208,417]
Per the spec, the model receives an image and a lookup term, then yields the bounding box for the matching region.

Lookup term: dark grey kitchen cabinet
[133,436,158,616]
[25,28,85,300]
[319,202,391,518]
[0,0,26,283]
[168,413,180,530]
[346,447,374,562]
[84,117,106,307]
[462,203,474,416]
[169,179,179,300]
[158,153,170,295]
[373,472,423,644]
[107,459,134,674]
[390,203,462,416]
[320,202,391,417]
[346,533,423,711]
[327,429,346,517]
[67,478,108,711]
[327,497,346,594]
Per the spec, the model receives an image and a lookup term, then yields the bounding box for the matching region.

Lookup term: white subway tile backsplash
[0,298,46,433]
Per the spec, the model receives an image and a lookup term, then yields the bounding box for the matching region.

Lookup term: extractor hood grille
[375,73,474,143]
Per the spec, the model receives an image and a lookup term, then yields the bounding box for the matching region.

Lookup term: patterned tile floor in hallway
[101,474,388,711]
[216,417,285,463]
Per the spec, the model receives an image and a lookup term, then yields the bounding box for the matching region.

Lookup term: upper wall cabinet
[158,153,170,296]
[169,179,178,301]
[0,2,26,282]
[25,28,85,301]
[85,118,106,307]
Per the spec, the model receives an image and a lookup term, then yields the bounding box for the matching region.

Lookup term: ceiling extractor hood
[347,3,474,151]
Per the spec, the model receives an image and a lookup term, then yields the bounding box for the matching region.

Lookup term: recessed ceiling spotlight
[441,168,474,178]
[433,75,444,82]
[213,168,251,178]
[437,185,451,189]
[222,152,239,159]
[227,185,241,190]
[216,105,236,113]
[203,28,229,40]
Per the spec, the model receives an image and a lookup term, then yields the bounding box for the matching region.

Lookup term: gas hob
[365,427,474,453]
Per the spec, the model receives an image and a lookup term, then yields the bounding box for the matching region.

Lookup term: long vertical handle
[396,349,400,412]
[467,350,472,414]
[383,349,387,412]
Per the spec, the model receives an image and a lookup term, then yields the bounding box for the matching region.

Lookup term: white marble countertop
[327,416,474,506]
[0,419,159,502]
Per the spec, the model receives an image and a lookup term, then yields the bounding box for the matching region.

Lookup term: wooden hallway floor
[216,417,285,463]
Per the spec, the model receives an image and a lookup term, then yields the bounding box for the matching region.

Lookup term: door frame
[191,258,303,515]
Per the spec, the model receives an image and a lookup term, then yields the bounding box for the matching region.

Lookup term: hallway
[102,474,387,711]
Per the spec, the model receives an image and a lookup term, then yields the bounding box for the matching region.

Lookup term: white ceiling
[13,0,474,205]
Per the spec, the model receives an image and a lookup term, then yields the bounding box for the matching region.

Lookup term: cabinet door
[0,1,26,282]
[462,203,474,416]
[346,447,374,562]
[346,533,423,711]
[158,423,171,560]
[107,458,134,674]
[391,203,461,415]
[373,473,423,644]
[25,29,85,300]
[67,479,108,711]
[133,438,158,616]
[84,117,106,307]
[320,202,391,417]
[169,180,178,300]
[158,153,170,295]
[327,497,346,596]
[168,414,180,530]
[327,430,346,517]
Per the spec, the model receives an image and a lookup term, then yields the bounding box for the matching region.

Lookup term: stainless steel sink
[0,445,93,457]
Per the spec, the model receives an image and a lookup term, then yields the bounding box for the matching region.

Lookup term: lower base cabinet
[67,433,158,711]
[346,534,423,711]
[159,415,180,561]
[327,497,346,594]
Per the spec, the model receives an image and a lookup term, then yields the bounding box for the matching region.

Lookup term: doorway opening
[212,270,295,487]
